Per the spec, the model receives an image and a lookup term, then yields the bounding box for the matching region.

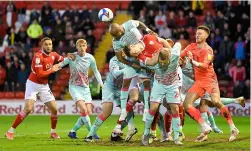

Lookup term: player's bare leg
[85,102,113,142]
[142,79,151,121]
[220,97,245,107]
[142,102,160,146]
[125,88,139,141]
[6,99,35,140]
[210,92,239,142]
[113,87,138,135]
[196,100,210,142]
[150,112,159,141]
[184,93,212,138]
[200,99,223,134]
[69,100,92,139]
[164,111,173,141]
[169,103,183,145]
[206,97,245,108]
[45,100,60,139]
[179,104,185,140]
[117,78,132,127]
[164,104,185,142]
[205,96,245,134]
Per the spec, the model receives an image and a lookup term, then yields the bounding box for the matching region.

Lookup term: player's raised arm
[59,57,70,68]
[180,44,192,58]
[157,37,172,49]
[131,20,156,35]
[90,55,104,87]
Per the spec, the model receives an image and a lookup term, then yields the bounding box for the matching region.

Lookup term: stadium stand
[0,1,249,100]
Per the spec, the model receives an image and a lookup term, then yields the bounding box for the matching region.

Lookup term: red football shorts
[188,80,220,97]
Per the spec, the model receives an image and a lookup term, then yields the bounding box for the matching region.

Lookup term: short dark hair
[123,46,131,58]
[197,25,210,35]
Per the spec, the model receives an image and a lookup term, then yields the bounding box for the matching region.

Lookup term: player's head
[109,23,124,39]
[123,44,142,58]
[159,49,171,66]
[196,25,210,43]
[76,39,87,53]
[40,37,53,54]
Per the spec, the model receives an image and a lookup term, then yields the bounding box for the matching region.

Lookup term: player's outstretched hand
[67,53,76,61]
[52,64,61,72]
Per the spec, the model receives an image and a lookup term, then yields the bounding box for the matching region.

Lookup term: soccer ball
[98,8,114,22]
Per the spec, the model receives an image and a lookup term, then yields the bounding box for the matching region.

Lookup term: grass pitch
[0,115,249,151]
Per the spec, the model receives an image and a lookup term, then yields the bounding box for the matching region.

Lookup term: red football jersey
[137,34,163,65]
[28,51,64,84]
[181,43,217,82]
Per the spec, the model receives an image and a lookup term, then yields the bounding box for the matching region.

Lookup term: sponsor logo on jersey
[149,41,154,45]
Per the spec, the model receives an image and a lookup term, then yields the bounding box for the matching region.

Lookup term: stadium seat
[94,33,103,41]
[0,25,7,37]
[53,91,61,99]
[205,1,214,9]
[226,92,233,98]
[219,80,229,87]
[15,92,25,99]
[56,80,68,86]
[52,84,65,92]
[0,52,4,57]
[59,68,70,75]
[26,4,43,10]
[104,63,109,71]
[4,92,15,99]
[93,29,104,35]
[227,86,234,92]
[52,85,61,92]
[58,74,70,80]
[220,87,227,93]
[121,3,129,10]
[14,1,26,9]
[86,47,91,53]
[0,92,4,99]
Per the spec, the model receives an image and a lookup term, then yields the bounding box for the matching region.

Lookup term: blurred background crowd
[0,1,249,100]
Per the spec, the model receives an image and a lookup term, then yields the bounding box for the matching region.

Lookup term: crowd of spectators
[0,1,250,100]
[0,2,101,93]
[126,1,250,98]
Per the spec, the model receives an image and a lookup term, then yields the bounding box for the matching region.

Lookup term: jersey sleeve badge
[35,58,40,64]
[208,54,213,61]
